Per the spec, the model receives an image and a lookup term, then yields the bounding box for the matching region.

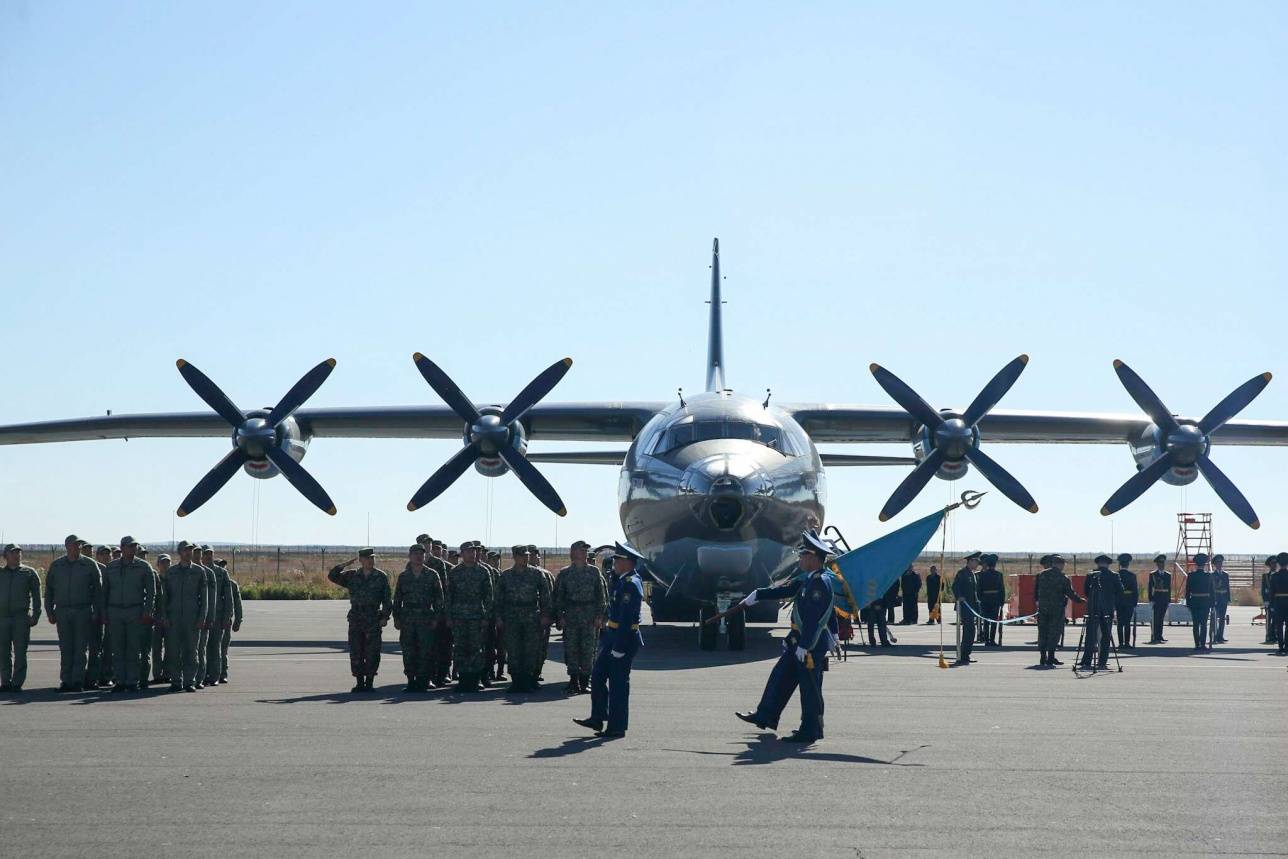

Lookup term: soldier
[977,554,1005,646]
[0,544,41,693]
[163,542,208,692]
[1262,556,1277,645]
[201,546,232,686]
[193,545,217,689]
[217,559,242,684]
[1146,554,1172,644]
[88,544,114,688]
[392,544,443,692]
[527,545,556,680]
[111,547,122,561]
[1185,553,1214,652]
[101,536,156,692]
[1115,553,1139,649]
[328,548,392,692]
[1270,552,1288,654]
[899,566,921,625]
[150,554,170,684]
[575,542,646,740]
[883,578,899,626]
[1034,555,1083,667]
[447,549,460,566]
[426,538,454,687]
[925,565,942,624]
[729,533,832,744]
[44,535,102,692]
[444,542,493,692]
[474,542,501,687]
[496,546,552,692]
[952,552,982,665]
[1079,554,1123,669]
[555,540,607,694]
[137,549,160,685]
[864,586,893,647]
[1211,554,1231,645]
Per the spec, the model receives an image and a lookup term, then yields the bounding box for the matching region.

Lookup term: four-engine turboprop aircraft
[2,239,1285,648]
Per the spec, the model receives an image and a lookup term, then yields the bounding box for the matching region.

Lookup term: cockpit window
[655,417,795,455]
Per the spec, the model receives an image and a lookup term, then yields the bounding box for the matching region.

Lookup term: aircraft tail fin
[705,238,725,392]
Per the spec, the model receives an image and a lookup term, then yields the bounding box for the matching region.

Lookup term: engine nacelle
[913,415,976,482]
[240,412,309,480]
[470,407,528,477]
[1129,424,1201,487]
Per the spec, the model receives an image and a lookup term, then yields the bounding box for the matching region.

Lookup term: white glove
[611,650,625,659]
[741,591,759,607]
[795,646,807,663]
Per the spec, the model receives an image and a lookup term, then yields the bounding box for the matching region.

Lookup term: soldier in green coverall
[0,544,41,693]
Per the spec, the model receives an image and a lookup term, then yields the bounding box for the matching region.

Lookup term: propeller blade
[267,358,337,427]
[962,355,1029,427]
[869,364,944,430]
[498,445,567,516]
[963,446,1038,513]
[1100,451,1174,516]
[878,448,945,522]
[413,353,481,423]
[1196,455,1260,529]
[176,359,246,428]
[407,445,481,512]
[1112,360,1179,434]
[1197,372,1273,435]
[177,448,249,517]
[499,358,573,425]
[265,446,337,515]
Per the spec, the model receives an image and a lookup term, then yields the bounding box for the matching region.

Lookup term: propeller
[1100,360,1271,528]
[175,358,338,517]
[407,353,572,516]
[869,355,1038,521]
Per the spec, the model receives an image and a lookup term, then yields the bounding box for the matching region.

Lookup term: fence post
[276,547,282,581]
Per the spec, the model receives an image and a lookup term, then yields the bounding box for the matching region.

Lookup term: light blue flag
[829,510,946,611]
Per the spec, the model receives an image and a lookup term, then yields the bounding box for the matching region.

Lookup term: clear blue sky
[2,3,1285,553]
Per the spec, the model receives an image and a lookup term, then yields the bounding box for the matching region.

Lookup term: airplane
[2,239,1285,650]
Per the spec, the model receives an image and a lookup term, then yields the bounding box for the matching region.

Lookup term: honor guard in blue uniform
[1114,553,1139,649]
[1146,554,1171,644]
[1080,554,1123,669]
[1270,553,1288,653]
[574,542,644,739]
[1211,555,1231,644]
[733,531,836,744]
[976,554,1005,646]
[1262,556,1277,645]
[1185,553,1214,652]
[952,552,982,665]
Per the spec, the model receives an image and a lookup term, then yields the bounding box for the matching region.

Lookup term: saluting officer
[925,565,942,624]
[1114,554,1139,649]
[44,535,101,692]
[731,532,835,744]
[1211,554,1231,645]
[1270,552,1288,654]
[0,544,41,693]
[952,552,982,665]
[575,542,646,740]
[900,566,922,625]
[101,536,156,693]
[1080,554,1123,669]
[163,542,208,692]
[1185,553,1215,652]
[1146,554,1171,644]
[976,554,1005,646]
[328,548,393,692]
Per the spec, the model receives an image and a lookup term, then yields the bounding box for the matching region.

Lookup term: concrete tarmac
[2,603,1285,857]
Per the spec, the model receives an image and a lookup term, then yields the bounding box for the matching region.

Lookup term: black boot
[351,678,365,693]
[565,677,579,694]
[580,673,592,694]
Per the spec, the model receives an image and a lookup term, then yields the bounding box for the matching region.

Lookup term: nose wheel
[697,603,746,651]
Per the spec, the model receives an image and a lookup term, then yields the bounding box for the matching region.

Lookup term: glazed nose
[680,454,773,529]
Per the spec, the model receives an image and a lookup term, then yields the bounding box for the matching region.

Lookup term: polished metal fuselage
[617,391,825,600]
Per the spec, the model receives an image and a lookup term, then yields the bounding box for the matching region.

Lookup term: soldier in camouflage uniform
[478,544,501,686]
[150,554,170,684]
[44,535,101,692]
[328,548,393,693]
[101,536,156,693]
[445,542,494,692]
[193,545,218,689]
[163,542,209,692]
[554,540,607,694]
[201,547,232,686]
[393,544,444,692]
[426,538,454,687]
[218,560,242,683]
[529,545,556,680]
[496,546,552,692]
[1034,554,1083,667]
[88,544,114,688]
[0,544,41,693]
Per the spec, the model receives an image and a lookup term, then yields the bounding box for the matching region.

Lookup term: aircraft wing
[0,402,666,445]
[787,405,1288,446]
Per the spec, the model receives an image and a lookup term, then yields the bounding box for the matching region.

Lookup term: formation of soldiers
[326,535,611,695]
[0,536,243,694]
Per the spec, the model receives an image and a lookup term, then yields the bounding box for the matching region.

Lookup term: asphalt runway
[2,603,1285,857]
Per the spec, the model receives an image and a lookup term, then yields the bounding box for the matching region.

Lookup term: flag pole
[941,490,985,669]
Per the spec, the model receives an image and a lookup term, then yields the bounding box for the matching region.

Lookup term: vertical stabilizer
[706,238,725,392]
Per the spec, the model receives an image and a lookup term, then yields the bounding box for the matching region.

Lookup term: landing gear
[698,605,719,650]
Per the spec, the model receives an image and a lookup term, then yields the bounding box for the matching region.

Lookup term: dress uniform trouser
[1081,614,1112,666]
[901,596,918,624]
[107,606,146,687]
[958,609,976,660]
[1115,603,1134,647]
[55,606,94,685]
[1151,599,1168,641]
[0,616,31,688]
[167,621,201,686]
[865,606,890,646]
[1190,600,1211,648]
[1273,599,1288,651]
[1213,601,1228,642]
[751,645,826,738]
[590,638,636,733]
[980,601,1001,644]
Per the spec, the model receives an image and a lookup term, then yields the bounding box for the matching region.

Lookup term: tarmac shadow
[528,736,611,758]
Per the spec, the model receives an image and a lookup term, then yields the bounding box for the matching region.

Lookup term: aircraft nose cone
[680,454,773,531]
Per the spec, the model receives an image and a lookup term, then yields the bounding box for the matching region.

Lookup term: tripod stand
[1073,613,1123,674]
